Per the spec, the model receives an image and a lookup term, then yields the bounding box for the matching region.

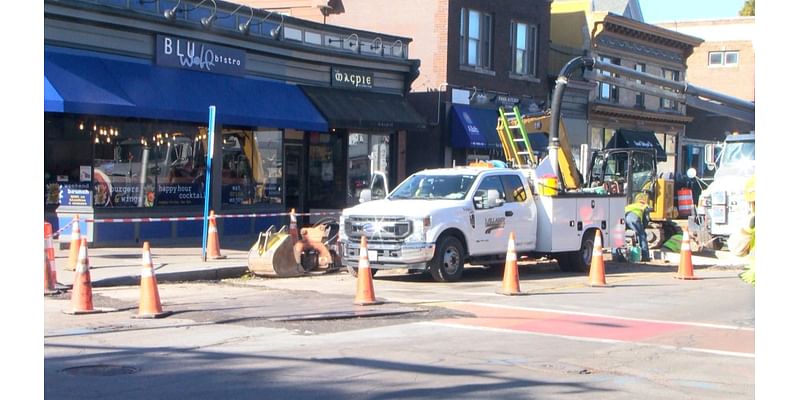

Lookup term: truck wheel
[562,231,596,273]
[430,235,465,282]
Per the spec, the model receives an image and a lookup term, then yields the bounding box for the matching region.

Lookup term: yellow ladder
[497,106,535,167]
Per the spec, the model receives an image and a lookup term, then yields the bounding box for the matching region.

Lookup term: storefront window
[308,133,344,209]
[45,114,94,207]
[92,123,208,208]
[221,129,284,206]
[347,133,391,207]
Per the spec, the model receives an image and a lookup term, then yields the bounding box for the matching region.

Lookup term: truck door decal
[484,217,505,234]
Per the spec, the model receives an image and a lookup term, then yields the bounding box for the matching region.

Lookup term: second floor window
[709,50,739,66]
[598,56,620,103]
[634,63,646,107]
[511,21,537,76]
[460,8,492,69]
[661,69,680,110]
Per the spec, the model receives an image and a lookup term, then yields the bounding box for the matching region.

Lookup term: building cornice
[599,13,704,52]
[591,103,694,124]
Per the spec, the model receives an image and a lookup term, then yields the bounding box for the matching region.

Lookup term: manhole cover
[61,365,139,377]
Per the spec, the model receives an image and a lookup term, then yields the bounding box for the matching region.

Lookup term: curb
[92,266,251,288]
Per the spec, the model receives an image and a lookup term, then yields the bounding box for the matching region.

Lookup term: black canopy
[606,129,667,161]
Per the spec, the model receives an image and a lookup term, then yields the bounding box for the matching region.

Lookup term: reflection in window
[221,129,285,206]
[308,133,344,209]
[347,133,390,207]
[91,121,208,208]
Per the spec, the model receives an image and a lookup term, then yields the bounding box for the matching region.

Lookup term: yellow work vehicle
[496,107,679,248]
[497,55,754,249]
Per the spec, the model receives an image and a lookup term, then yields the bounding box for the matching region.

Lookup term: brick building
[655,17,755,180]
[242,0,554,171]
[551,1,703,180]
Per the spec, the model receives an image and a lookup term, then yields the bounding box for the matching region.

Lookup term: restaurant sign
[156,35,246,76]
[331,67,374,90]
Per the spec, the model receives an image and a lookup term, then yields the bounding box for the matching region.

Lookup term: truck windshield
[720,141,755,166]
[389,174,476,200]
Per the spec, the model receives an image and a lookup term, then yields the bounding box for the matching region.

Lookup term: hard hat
[634,192,648,203]
[744,175,755,203]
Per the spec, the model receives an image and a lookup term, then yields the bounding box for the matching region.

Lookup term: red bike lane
[434,302,754,357]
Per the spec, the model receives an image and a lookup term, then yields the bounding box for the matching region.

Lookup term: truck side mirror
[686,168,697,179]
[358,189,372,203]
[487,189,504,208]
[473,190,486,209]
[369,172,389,200]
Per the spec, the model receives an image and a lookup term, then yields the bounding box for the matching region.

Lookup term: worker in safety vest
[625,193,652,262]
[739,176,756,286]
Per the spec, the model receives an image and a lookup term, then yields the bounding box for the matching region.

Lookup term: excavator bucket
[247,225,305,277]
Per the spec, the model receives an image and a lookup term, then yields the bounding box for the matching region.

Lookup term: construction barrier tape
[45,211,342,239]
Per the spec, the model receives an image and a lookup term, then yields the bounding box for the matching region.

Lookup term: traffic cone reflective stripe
[499,232,523,295]
[589,230,607,287]
[44,249,57,295]
[354,236,379,305]
[135,242,171,319]
[206,210,226,260]
[675,229,700,280]
[66,215,81,271]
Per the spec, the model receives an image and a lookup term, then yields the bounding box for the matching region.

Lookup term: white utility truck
[338,162,626,282]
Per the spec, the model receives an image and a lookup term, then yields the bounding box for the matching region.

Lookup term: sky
[638,0,747,23]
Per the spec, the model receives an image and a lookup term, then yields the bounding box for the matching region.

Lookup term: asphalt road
[44,262,754,399]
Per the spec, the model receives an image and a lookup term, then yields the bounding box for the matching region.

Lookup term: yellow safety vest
[625,202,647,220]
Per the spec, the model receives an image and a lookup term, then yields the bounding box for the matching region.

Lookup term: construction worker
[739,176,756,286]
[625,193,652,262]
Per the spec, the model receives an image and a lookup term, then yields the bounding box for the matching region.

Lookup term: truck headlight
[407,216,431,242]
[699,195,711,208]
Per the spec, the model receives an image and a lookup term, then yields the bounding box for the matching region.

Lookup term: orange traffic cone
[289,208,299,243]
[354,236,379,305]
[134,242,172,319]
[588,230,607,287]
[206,210,226,260]
[44,250,57,296]
[66,214,81,271]
[675,229,700,280]
[498,232,523,295]
[64,239,105,314]
[44,222,59,295]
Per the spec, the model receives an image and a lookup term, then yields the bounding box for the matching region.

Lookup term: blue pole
[202,106,216,261]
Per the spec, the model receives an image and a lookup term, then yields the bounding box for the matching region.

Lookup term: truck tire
[429,235,465,282]
[556,230,596,273]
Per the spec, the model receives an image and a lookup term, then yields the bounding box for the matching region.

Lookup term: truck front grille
[345,216,412,241]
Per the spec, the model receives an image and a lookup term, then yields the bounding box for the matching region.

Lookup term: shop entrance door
[284,144,305,219]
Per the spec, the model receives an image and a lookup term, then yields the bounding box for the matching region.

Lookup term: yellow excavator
[496,106,679,248]
[496,56,754,249]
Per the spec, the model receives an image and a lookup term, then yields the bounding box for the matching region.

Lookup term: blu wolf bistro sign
[331,68,373,89]
[156,35,246,76]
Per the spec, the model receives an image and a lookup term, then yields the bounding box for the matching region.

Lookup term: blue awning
[44,76,63,112]
[450,105,504,149]
[44,46,327,132]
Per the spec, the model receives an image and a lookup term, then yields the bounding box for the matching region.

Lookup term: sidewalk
[52,241,253,288]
